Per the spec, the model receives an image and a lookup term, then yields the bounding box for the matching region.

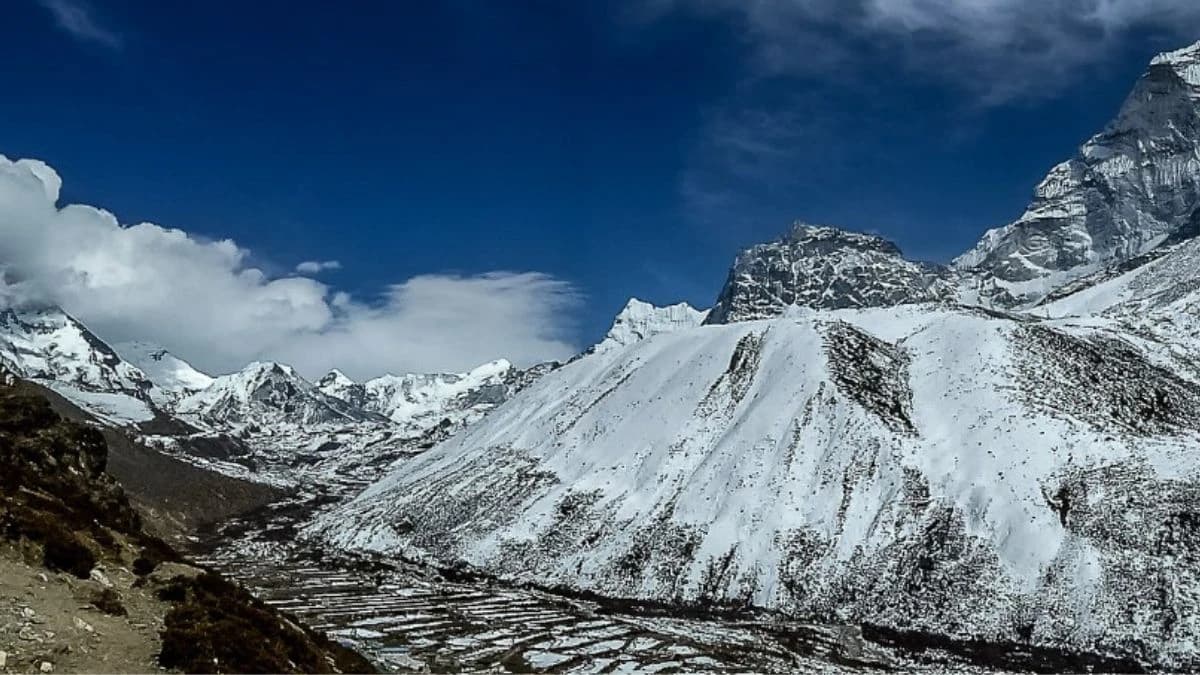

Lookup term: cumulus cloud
[644,0,1200,101]
[38,0,122,49]
[0,156,581,380]
[295,260,342,275]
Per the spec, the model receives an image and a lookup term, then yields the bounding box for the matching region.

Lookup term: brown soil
[13,381,283,549]
[0,371,373,674]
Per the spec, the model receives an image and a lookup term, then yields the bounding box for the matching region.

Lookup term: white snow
[593,298,708,352]
[40,381,155,425]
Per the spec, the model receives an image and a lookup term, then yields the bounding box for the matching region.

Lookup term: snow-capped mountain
[350,360,514,426]
[0,306,153,398]
[593,298,708,352]
[115,340,214,404]
[956,41,1200,307]
[175,361,381,429]
[305,42,1200,669]
[310,277,1200,668]
[0,306,159,425]
[705,223,956,323]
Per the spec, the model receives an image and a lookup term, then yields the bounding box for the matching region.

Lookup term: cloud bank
[645,0,1200,101]
[0,156,580,380]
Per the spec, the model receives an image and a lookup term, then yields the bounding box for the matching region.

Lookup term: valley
[5,35,1200,674]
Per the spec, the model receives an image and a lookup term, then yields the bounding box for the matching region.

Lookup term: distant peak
[239,361,300,379]
[595,298,708,351]
[319,368,356,387]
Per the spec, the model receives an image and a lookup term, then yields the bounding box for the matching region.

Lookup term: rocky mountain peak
[175,360,376,428]
[1150,39,1200,84]
[784,222,903,256]
[318,368,355,389]
[115,341,213,403]
[955,40,1200,306]
[705,222,955,323]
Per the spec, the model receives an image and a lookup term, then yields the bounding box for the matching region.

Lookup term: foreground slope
[311,300,1200,668]
[0,368,373,673]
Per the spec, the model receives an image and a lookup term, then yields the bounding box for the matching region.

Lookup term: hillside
[0,368,373,673]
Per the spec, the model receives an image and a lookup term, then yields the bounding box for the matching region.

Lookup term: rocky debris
[823,321,915,433]
[1012,325,1200,436]
[706,223,955,323]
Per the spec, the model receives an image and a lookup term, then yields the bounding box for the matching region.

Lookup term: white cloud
[644,0,1200,101]
[295,260,342,275]
[0,156,581,380]
[38,0,122,49]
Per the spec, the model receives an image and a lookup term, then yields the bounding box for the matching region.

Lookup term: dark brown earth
[12,380,283,548]
[0,370,373,674]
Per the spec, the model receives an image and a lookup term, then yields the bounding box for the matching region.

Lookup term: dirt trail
[0,547,167,675]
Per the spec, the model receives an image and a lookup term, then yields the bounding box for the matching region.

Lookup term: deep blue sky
[1,1,1191,345]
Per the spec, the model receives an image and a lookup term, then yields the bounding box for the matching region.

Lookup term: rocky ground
[0,547,182,674]
[0,370,372,674]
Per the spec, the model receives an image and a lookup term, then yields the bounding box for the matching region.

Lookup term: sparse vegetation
[90,587,128,616]
[0,370,375,673]
[158,573,374,674]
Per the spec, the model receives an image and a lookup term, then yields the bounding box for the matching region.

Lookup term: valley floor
[196,499,1140,674]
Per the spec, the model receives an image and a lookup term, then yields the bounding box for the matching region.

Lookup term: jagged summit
[1150,39,1200,78]
[594,298,708,352]
[706,221,955,323]
[318,368,355,388]
[956,40,1200,306]
[784,223,904,255]
[175,359,376,428]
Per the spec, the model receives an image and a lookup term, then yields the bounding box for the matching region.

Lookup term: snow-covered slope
[359,360,514,427]
[0,306,152,397]
[593,298,708,352]
[706,223,956,323]
[956,40,1200,306]
[0,306,158,425]
[115,341,214,404]
[310,301,1200,668]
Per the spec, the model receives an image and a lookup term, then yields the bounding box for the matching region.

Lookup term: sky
[1,0,1199,379]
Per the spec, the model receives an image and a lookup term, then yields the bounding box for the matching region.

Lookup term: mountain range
[6,39,1200,671]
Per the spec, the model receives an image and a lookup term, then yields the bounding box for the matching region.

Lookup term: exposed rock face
[956,41,1200,306]
[705,224,955,324]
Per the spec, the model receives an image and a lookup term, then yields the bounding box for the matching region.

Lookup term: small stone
[20,607,34,619]
[74,617,94,633]
[36,573,48,584]
[88,569,113,588]
[39,661,53,673]
[0,650,7,669]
